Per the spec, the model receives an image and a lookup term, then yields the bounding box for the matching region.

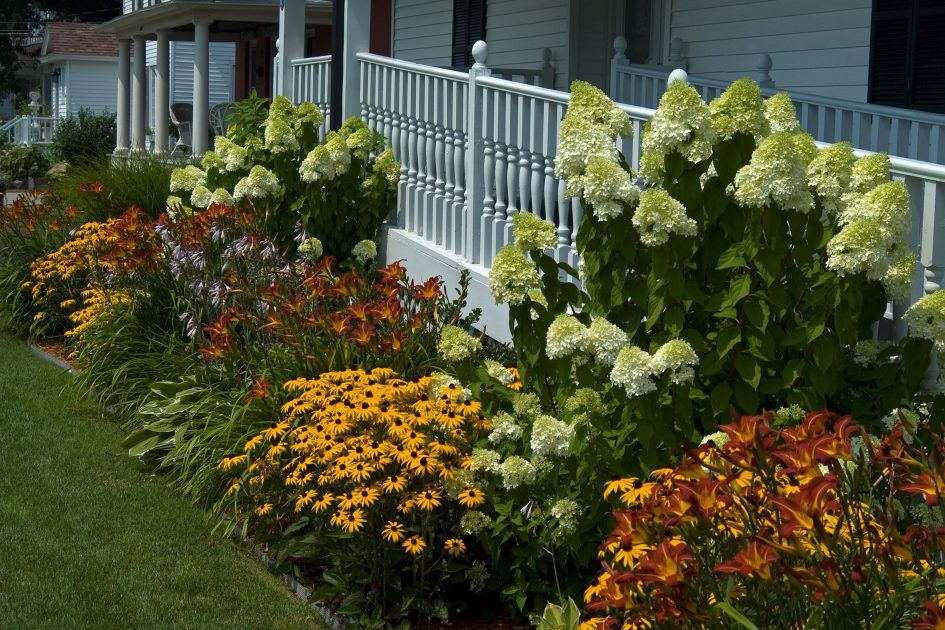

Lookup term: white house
[40,22,120,119]
[98,0,945,343]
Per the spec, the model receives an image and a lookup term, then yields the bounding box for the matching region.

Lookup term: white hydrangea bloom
[512,392,542,419]
[209,187,234,207]
[438,325,481,363]
[806,142,855,214]
[233,165,281,201]
[295,101,324,131]
[371,148,401,186]
[298,236,323,262]
[826,220,894,276]
[488,411,522,444]
[550,499,582,536]
[169,165,207,193]
[852,339,890,367]
[839,182,911,237]
[639,80,717,180]
[189,185,212,209]
[460,511,493,535]
[554,115,620,182]
[200,150,224,172]
[530,414,574,458]
[483,359,514,386]
[764,93,801,134]
[850,153,891,194]
[345,126,374,161]
[545,314,588,359]
[610,344,657,397]
[631,188,698,246]
[883,249,915,303]
[352,239,377,265]
[586,317,627,367]
[299,144,333,182]
[650,339,699,385]
[500,456,536,489]
[513,211,557,251]
[568,81,633,138]
[489,244,542,306]
[904,290,945,351]
[709,78,770,141]
[733,132,815,213]
[568,156,639,220]
[166,195,184,210]
[470,448,502,473]
[264,117,300,154]
[214,136,247,172]
[700,431,730,448]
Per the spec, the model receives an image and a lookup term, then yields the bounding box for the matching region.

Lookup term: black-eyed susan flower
[415,488,442,511]
[340,509,366,533]
[311,492,335,513]
[458,487,486,508]
[382,520,406,543]
[402,535,426,555]
[338,491,358,510]
[443,538,466,557]
[243,434,264,452]
[353,486,379,507]
[254,503,273,517]
[604,477,638,499]
[411,454,439,476]
[382,476,406,494]
[262,420,290,442]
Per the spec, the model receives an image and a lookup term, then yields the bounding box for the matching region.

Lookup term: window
[451,0,486,69]
[869,0,945,114]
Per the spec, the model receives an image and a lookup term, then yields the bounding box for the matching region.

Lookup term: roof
[41,22,118,60]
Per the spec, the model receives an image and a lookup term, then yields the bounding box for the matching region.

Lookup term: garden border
[26,339,342,630]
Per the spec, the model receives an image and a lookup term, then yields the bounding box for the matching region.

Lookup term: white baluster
[434,122,446,246]
[424,118,436,239]
[530,153,543,219]
[406,108,418,232]
[443,126,455,251]
[543,157,556,227]
[556,178,571,251]
[453,131,466,257]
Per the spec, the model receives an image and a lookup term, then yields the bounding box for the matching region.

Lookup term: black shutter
[869,0,911,108]
[451,0,486,69]
[912,5,945,113]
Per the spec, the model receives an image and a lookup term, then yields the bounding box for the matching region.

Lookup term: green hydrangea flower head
[555,114,619,181]
[200,150,224,172]
[568,155,639,220]
[545,314,588,359]
[632,188,698,246]
[709,77,770,141]
[550,499,581,536]
[209,187,234,206]
[266,95,298,126]
[851,152,891,194]
[189,184,212,209]
[233,165,281,201]
[489,244,541,305]
[487,411,521,443]
[512,211,557,251]
[568,80,633,138]
[351,239,377,265]
[883,249,915,303]
[214,135,247,172]
[586,317,627,367]
[840,181,911,240]
[264,116,300,154]
[904,289,945,350]
[512,392,542,419]
[169,164,207,193]
[437,325,482,363]
[733,132,815,212]
[530,414,574,458]
[640,80,716,179]
[610,344,657,397]
[764,92,801,134]
[295,101,324,130]
[650,339,698,384]
[371,148,401,186]
[807,142,855,213]
[500,455,536,489]
[298,236,324,262]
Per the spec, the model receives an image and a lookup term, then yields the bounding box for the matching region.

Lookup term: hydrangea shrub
[168,93,399,259]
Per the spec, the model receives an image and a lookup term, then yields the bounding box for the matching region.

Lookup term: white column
[115,38,131,155]
[192,19,211,156]
[278,0,305,99]
[131,35,147,152]
[342,0,371,121]
[154,30,170,154]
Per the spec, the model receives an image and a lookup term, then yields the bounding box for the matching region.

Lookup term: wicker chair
[209,102,234,138]
[169,103,193,154]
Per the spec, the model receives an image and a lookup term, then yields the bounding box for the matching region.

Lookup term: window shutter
[869,2,910,108]
[451,0,486,69]
[912,6,945,113]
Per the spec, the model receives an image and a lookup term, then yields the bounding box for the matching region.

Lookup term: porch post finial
[613,36,628,62]
[472,40,488,69]
[668,68,689,85]
[669,36,687,69]
[755,53,775,89]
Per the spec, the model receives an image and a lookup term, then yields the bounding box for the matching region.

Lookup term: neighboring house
[40,22,119,118]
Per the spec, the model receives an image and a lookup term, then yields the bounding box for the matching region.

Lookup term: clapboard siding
[671,0,873,101]
[393,0,454,67]
[64,60,119,115]
[169,41,236,105]
[486,0,568,90]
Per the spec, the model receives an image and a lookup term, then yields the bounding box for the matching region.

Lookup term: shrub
[583,409,945,628]
[47,157,172,220]
[51,108,116,163]
[0,145,50,182]
[219,369,495,623]
[169,95,398,259]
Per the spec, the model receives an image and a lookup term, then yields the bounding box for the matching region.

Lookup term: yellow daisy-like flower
[381,475,407,494]
[262,420,290,442]
[337,491,358,511]
[243,434,264,452]
[402,535,427,555]
[311,492,335,513]
[443,538,467,557]
[340,508,366,533]
[458,487,486,508]
[218,454,247,471]
[415,488,442,511]
[382,520,406,543]
[353,486,380,507]
[603,477,638,499]
[254,503,273,517]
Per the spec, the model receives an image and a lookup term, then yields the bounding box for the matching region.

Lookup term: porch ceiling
[95,0,332,38]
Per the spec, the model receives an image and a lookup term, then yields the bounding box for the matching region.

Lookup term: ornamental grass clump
[583,410,945,629]
[219,369,493,621]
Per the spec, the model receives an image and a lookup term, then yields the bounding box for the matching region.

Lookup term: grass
[0,333,325,629]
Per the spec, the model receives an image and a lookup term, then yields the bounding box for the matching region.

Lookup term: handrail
[619,62,945,127]
[289,54,331,67]
[356,52,469,83]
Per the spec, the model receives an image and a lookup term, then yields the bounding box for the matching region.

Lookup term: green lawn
[0,333,324,629]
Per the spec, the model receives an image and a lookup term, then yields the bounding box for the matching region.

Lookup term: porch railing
[611,55,945,166]
[289,44,945,347]
[0,116,56,147]
[290,55,332,138]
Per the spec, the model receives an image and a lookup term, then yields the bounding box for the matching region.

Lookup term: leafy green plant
[47,156,172,220]
[51,108,116,163]
[0,145,50,182]
[537,599,581,630]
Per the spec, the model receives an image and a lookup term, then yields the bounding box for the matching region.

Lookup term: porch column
[154,29,170,154]
[192,18,211,156]
[115,38,131,155]
[277,0,305,100]
[131,34,147,152]
[342,0,371,121]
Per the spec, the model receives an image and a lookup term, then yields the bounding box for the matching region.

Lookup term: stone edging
[27,339,342,629]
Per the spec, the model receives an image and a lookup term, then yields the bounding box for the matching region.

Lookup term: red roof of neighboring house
[43,22,118,59]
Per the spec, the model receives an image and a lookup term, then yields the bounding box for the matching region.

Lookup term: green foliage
[537,599,581,630]
[47,156,172,220]
[0,145,50,181]
[51,108,116,163]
